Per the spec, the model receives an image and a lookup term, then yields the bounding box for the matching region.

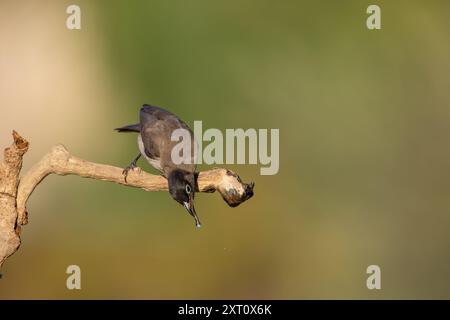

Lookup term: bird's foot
[122,164,141,182]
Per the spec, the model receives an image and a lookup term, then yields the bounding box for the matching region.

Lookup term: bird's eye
[185,184,191,194]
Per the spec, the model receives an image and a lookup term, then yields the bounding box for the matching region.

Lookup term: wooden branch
[16,145,255,225]
[0,131,254,270]
[0,131,29,268]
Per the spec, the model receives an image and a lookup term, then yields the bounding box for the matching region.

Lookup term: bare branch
[0,131,254,269]
[0,131,29,268]
[16,144,254,225]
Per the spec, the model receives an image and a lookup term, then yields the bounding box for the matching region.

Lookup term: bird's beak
[183,195,201,228]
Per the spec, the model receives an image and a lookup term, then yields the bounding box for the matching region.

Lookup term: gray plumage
[115,104,201,228]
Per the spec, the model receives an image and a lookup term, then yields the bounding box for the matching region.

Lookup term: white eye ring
[185,184,191,194]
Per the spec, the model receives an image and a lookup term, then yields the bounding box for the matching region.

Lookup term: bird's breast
[137,134,163,173]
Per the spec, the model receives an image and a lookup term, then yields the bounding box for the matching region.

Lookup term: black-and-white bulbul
[115,104,201,228]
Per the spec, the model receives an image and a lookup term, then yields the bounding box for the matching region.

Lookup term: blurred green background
[1,0,450,299]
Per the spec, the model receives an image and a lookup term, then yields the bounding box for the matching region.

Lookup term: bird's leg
[122,153,141,182]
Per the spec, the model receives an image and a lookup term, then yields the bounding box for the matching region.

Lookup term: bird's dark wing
[140,104,178,122]
[139,105,196,173]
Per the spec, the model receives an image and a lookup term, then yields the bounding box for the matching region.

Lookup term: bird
[115,104,201,228]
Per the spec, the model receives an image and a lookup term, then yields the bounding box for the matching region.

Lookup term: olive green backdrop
[0,0,449,299]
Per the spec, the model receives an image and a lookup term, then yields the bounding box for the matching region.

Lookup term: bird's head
[168,169,201,228]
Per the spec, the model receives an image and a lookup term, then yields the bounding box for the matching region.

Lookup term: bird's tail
[114,124,140,133]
